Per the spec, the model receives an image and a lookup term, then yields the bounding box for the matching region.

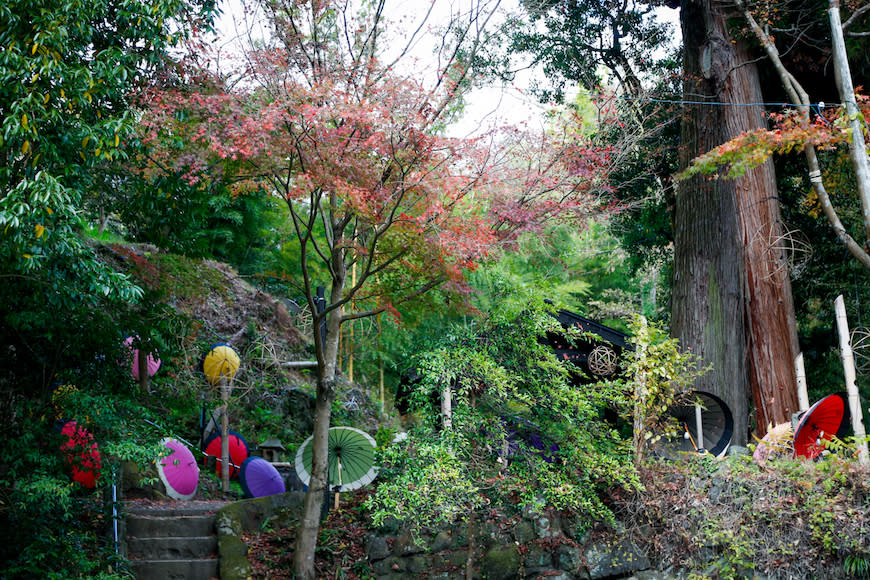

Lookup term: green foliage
[366,296,638,536]
[500,0,676,103]
[623,316,705,464]
[0,0,215,303]
[115,166,290,271]
[0,388,173,578]
[845,554,870,579]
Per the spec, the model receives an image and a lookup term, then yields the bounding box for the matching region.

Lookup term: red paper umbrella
[123,335,161,380]
[793,392,851,460]
[60,421,101,488]
[202,430,249,478]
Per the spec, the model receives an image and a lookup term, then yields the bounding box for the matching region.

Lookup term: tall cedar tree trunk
[293,259,346,579]
[674,0,800,445]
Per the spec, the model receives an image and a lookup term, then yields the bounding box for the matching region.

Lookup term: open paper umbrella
[752,422,794,463]
[201,343,240,386]
[60,421,101,488]
[124,335,161,380]
[240,456,286,498]
[157,438,199,500]
[657,391,734,458]
[295,426,377,491]
[500,417,560,463]
[202,430,249,478]
[793,392,851,460]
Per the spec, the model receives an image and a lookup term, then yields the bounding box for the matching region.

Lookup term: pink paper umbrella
[124,335,161,380]
[157,438,199,500]
[240,457,286,498]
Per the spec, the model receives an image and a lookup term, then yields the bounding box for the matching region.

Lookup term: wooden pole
[829,1,870,241]
[795,352,810,412]
[377,313,384,411]
[694,404,706,453]
[348,263,356,383]
[137,345,150,393]
[632,317,648,465]
[834,295,869,464]
[334,457,342,510]
[441,385,452,430]
[220,375,231,492]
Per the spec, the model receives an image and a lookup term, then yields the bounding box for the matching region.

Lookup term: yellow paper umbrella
[201,343,240,386]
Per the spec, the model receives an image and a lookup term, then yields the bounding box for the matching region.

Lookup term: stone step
[126,503,222,517]
[127,513,215,538]
[130,558,219,580]
[127,536,218,560]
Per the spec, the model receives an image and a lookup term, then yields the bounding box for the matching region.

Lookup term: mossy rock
[218,535,251,580]
[481,545,521,580]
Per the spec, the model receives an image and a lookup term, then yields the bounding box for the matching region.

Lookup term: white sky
[212,0,680,137]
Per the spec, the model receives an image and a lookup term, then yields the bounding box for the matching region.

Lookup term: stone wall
[364,507,657,580]
[216,493,670,580]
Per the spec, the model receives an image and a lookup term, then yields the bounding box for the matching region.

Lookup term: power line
[476,82,851,110]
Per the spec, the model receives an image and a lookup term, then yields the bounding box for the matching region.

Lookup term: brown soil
[243,489,373,579]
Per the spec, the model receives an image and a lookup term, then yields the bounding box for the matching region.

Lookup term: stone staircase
[126,502,225,580]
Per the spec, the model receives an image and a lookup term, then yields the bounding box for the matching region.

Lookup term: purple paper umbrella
[240,456,286,498]
[157,438,199,500]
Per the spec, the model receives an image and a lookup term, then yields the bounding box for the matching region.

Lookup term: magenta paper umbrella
[157,438,199,500]
[124,335,161,380]
[240,457,286,498]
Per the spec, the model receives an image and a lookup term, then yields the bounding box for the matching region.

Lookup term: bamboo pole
[834,295,869,464]
[795,352,810,412]
[694,404,706,453]
[829,1,870,241]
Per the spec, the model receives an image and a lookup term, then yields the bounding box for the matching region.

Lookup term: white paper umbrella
[295,426,377,491]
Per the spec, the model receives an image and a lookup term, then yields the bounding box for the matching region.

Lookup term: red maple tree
[136,1,613,576]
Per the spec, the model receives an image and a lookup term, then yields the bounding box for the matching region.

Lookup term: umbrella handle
[683,422,699,451]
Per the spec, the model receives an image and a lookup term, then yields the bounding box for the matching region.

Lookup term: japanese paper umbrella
[295,426,377,491]
[240,456,286,498]
[202,430,249,478]
[123,335,161,380]
[156,438,199,500]
[201,343,240,386]
[793,392,851,460]
[59,421,101,489]
[657,391,734,458]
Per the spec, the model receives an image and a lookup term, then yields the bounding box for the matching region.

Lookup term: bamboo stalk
[834,295,869,464]
[795,352,809,412]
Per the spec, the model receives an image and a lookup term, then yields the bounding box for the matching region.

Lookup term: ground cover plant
[616,452,870,579]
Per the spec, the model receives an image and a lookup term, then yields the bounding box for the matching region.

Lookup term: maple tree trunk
[293,267,345,579]
[674,0,799,445]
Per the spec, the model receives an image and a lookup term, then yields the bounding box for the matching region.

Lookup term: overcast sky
[213,0,679,138]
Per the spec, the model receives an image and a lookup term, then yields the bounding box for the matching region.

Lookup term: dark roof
[553,309,631,350]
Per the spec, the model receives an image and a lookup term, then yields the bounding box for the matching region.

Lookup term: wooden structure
[546,308,632,381]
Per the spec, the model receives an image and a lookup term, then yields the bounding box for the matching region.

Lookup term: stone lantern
[258,437,286,464]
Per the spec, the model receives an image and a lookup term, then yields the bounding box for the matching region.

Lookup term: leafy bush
[366,297,639,535]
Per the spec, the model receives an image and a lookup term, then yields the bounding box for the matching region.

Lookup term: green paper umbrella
[295,426,377,491]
